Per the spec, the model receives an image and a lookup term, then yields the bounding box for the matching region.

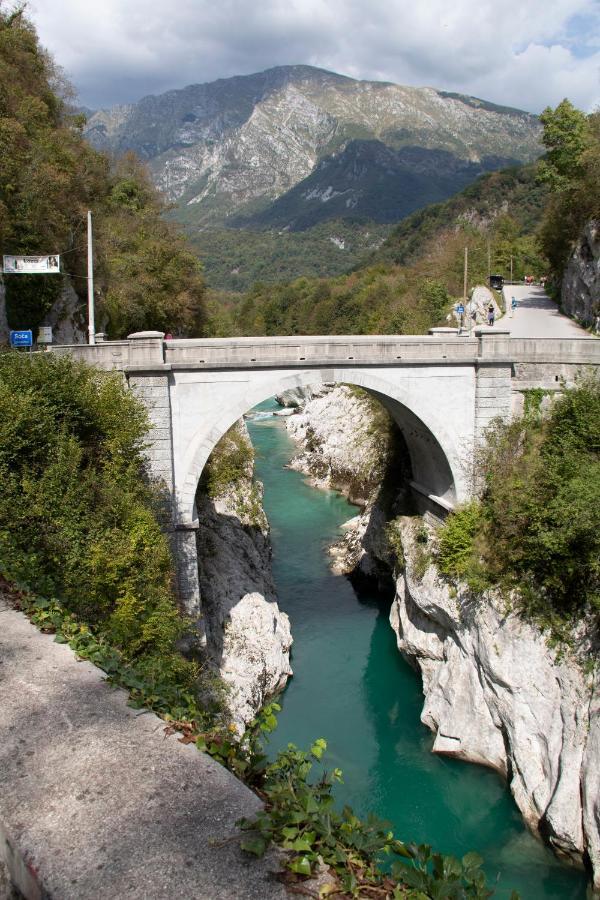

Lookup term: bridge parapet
[162,334,480,368]
[51,335,165,371]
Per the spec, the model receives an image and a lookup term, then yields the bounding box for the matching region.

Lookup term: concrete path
[0,597,288,900]
[498,285,594,339]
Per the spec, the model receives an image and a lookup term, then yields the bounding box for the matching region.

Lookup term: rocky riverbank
[282,383,600,888]
[391,518,600,887]
[196,421,292,732]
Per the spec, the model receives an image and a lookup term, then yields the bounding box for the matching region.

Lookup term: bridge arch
[173,367,472,527]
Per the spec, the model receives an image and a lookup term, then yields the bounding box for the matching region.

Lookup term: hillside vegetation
[537,102,600,288]
[185,219,390,292]
[438,378,600,637]
[0,8,205,338]
[205,192,547,336]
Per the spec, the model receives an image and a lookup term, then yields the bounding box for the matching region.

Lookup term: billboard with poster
[3,255,60,274]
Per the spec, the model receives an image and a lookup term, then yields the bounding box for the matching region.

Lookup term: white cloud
[28,0,600,112]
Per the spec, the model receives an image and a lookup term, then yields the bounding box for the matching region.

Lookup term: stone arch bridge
[53,330,599,615]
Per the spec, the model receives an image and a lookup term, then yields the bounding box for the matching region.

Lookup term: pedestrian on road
[487,303,495,326]
[511,296,517,311]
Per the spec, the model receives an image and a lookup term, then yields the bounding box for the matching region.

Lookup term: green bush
[437,502,485,583]
[202,424,254,499]
[437,377,600,629]
[0,351,198,683]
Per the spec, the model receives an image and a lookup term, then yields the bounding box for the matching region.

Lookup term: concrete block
[146,428,172,442]
[0,598,286,900]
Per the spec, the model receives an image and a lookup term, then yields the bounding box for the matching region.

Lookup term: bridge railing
[162,334,481,367]
[49,332,599,372]
[509,338,599,364]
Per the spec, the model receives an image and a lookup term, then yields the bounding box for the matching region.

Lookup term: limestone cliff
[561,219,600,329]
[196,421,292,732]
[285,384,397,506]
[284,384,599,887]
[389,518,600,888]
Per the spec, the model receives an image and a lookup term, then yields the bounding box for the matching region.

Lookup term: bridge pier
[127,357,202,624]
[474,329,513,448]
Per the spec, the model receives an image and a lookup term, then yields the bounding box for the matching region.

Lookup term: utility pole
[510,255,513,284]
[87,210,96,345]
[463,246,469,336]
[487,239,491,280]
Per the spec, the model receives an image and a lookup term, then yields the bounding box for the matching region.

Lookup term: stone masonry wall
[127,372,201,620]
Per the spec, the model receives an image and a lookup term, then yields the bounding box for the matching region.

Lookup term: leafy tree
[0,8,206,338]
[537,100,589,189]
[537,102,600,282]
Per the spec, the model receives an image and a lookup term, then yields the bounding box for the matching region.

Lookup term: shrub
[437,376,600,629]
[437,503,483,580]
[0,351,198,682]
[202,423,254,499]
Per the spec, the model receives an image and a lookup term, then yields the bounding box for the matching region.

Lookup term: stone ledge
[0,598,288,900]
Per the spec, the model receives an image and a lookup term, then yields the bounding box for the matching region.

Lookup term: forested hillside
[204,164,549,336]
[0,8,205,338]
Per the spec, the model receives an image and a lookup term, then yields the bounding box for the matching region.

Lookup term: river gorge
[235,396,589,899]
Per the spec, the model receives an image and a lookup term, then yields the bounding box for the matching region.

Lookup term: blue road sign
[456,304,465,314]
[10,330,33,347]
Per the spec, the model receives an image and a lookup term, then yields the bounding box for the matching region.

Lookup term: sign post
[9,330,33,349]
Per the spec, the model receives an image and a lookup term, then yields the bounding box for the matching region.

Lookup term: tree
[537,102,600,280]
[537,99,589,189]
[0,8,206,338]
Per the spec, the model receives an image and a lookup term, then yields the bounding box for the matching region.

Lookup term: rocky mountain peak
[84,65,542,231]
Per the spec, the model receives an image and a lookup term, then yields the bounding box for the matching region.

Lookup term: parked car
[489,274,504,291]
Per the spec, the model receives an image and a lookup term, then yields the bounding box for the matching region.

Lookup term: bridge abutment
[127,356,202,623]
[474,329,513,450]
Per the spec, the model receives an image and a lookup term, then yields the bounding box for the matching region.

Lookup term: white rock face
[196,421,292,732]
[275,384,330,407]
[390,518,600,885]
[285,384,393,506]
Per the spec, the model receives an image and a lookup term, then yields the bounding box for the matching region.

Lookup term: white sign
[37,326,53,344]
[3,255,60,274]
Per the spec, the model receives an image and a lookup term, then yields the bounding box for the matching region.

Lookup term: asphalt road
[498,285,593,338]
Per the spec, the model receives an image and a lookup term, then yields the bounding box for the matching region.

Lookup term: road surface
[497,285,594,338]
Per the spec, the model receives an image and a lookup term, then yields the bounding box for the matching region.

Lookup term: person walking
[487,303,495,326]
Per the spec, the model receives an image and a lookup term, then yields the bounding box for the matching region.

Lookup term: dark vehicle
[489,274,504,291]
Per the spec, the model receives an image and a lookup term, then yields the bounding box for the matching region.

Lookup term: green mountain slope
[233,141,519,231]
[368,164,549,268]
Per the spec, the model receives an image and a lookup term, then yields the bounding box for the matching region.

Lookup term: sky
[28,0,600,114]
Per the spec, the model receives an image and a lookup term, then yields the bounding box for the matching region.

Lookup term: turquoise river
[246,401,588,899]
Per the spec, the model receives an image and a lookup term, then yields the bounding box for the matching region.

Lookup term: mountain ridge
[84,64,542,233]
